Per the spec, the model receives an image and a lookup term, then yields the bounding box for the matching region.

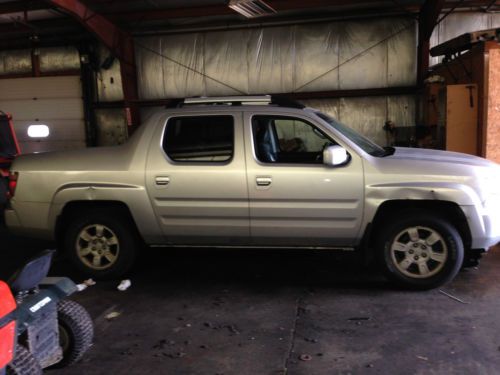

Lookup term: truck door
[145,112,250,245]
[245,112,364,247]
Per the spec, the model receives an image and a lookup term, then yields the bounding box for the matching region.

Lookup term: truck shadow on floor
[0,222,388,290]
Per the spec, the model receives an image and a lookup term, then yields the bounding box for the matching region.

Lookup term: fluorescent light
[228,0,276,18]
[27,124,50,138]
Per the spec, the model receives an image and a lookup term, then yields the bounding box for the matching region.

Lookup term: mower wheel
[52,299,94,368]
[6,345,42,375]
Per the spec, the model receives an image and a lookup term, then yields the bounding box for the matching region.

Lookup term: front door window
[252,115,335,164]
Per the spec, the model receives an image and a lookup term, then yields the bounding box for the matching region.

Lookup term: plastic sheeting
[430,12,500,66]
[39,47,80,73]
[95,109,128,146]
[302,95,416,147]
[0,49,31,75]
[135,17,417,100]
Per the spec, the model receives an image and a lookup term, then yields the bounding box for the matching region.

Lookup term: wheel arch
[55,200,144,245]
[363,200,472,254]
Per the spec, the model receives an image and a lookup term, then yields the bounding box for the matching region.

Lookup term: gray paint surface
[5,104,500,250]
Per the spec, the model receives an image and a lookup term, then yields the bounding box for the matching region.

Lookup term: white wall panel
[1,99,83,120]
[14,120,85,142]
[0,76,85,153]
[0,76,81,100]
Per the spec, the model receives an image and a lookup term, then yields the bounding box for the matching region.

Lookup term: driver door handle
[256,177,272,187]
[155,176,170,186]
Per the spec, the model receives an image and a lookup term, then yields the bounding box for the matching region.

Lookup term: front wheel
[377,214,464,290]
[63,208,138,279]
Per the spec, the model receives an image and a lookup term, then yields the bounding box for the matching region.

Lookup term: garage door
[0,76,85,154]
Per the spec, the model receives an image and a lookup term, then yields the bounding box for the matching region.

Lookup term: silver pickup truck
[4,96,500,289]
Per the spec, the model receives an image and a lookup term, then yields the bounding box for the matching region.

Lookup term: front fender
[365,181,482,210]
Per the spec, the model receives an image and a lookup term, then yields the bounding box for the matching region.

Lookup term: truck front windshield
[314,111,389,157]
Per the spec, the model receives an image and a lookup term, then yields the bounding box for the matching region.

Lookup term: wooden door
[446,84,478,155]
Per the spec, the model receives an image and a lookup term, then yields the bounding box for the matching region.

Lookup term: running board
[150,244,356,251]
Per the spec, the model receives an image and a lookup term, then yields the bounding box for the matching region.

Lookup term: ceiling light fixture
[228,0,277,18]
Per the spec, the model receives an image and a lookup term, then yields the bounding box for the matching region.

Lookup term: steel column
[47,0,140,133]
[417,0,445,85]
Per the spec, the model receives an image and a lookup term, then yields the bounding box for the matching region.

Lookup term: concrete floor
[2,222,500,375]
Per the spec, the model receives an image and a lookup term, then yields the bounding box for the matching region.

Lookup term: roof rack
[178,95,305,109]
[183,96,272,106]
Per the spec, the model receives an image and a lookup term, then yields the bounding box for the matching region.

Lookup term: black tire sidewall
[6,345,42,375]
[64,209,136,279]
[52,299,94,368]
[377,214,464,289]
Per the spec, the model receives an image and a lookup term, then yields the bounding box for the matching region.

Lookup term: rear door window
[163,116,234,163]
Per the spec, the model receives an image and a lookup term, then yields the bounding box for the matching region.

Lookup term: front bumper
[461,205,500,250]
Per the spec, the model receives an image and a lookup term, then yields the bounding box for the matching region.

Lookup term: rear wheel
[377,213,464,289]
[6,345,42,375]
[64,208,137,279]
[52,300,94,368]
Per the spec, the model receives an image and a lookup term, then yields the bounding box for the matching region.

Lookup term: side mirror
[323,145,349,167]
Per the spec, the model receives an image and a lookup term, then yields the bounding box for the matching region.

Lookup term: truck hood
[387,147,496,169]
[368,147,500,202]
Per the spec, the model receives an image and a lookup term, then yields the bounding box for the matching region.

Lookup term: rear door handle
[256,177,272,187]
[155,176,170,186]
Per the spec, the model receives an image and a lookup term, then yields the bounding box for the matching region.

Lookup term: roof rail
[180,95,305,109]
[184,96,271,106]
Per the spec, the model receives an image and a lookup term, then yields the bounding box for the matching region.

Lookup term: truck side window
[163,116,234,162]
[252,115,334,164]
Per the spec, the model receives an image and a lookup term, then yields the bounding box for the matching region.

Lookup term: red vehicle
[0,112,20,206]
[0,281,16,375]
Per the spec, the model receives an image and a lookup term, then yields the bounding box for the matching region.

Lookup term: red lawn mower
[0,112,20,207]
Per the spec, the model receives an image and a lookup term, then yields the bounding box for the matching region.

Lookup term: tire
[6,345,42,375]
[63,208,137,280]
[376,213,464,290]
[52,300,94,368]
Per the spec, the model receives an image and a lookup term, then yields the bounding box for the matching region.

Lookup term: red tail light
[7,172,18,198]
[0,281,16,368]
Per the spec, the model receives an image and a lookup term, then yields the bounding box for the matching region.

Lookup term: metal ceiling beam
[103,0,498,23]
[47,0,140,133]
[417,0,445,85]
[0,0,52,14]
[107,0,422,22]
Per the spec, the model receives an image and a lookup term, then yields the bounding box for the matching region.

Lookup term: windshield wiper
[381,146,395,157]
[372,146,395,157]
